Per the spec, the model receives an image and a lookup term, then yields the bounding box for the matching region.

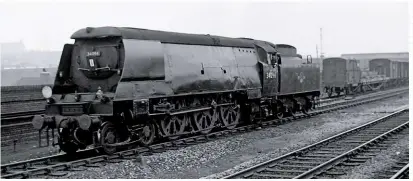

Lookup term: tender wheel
[219,105,240,129]
[100,123,120,155]
[137,122,156,146]
[160,115,187,140]
[301,99,310,115]
[301,105,309,114]
[275,103,284,119]
[194,110,217,134]
[288,107,297,117]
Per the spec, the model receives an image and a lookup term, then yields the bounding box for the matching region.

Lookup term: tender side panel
[279,57,320,95]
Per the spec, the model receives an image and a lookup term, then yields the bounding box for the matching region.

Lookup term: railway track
[1,110,45,121]
[0,87,408,179]
[223,107,409,179]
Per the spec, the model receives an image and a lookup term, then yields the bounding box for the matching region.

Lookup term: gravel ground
[338,134,409,179]
[56,93,408,179]
[1,138,60,164]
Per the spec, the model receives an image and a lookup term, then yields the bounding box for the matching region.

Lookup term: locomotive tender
[32,27,321,154]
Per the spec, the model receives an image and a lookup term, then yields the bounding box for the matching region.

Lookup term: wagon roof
[71,26,278,52]
[324,57,347,61]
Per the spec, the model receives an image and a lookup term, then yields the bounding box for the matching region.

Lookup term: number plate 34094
[62,106,83,115]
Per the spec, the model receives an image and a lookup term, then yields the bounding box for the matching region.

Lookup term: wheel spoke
[220,105,240,129]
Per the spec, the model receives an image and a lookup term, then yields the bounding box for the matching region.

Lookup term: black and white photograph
[0,0,410,179]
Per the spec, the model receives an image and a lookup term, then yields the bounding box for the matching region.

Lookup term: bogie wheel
[219,105,240,130]
[137,122,156,146]
[57,128,79,155]
[194,110,217,134]
[58,137,79,155]
[100,122,121,155]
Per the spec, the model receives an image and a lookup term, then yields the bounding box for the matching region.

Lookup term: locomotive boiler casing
[115,39,263,101]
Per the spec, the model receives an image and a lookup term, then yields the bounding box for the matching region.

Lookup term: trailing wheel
[219,105,240,129]
[194,110,217,134]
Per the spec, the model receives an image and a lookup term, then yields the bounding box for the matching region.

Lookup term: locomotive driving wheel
[220,105,240,130]
[160,114,187,140]
[194,109,217,134]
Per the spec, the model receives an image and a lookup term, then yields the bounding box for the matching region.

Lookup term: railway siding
[224,108,408,179]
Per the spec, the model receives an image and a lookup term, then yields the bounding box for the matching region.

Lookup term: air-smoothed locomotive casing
[68,27,280,101]
[118,40,263,100]
[276,44,321,95]
[322,57,361,87]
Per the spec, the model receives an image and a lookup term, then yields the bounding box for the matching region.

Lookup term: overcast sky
[0,0,409,57]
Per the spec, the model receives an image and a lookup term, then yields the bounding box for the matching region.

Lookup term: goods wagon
[322,57,361,96]
[369,58,408,85]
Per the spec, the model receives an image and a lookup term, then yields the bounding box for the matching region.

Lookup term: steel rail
[390,163,409,179]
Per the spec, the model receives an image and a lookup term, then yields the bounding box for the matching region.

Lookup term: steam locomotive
[32,27,321,154]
